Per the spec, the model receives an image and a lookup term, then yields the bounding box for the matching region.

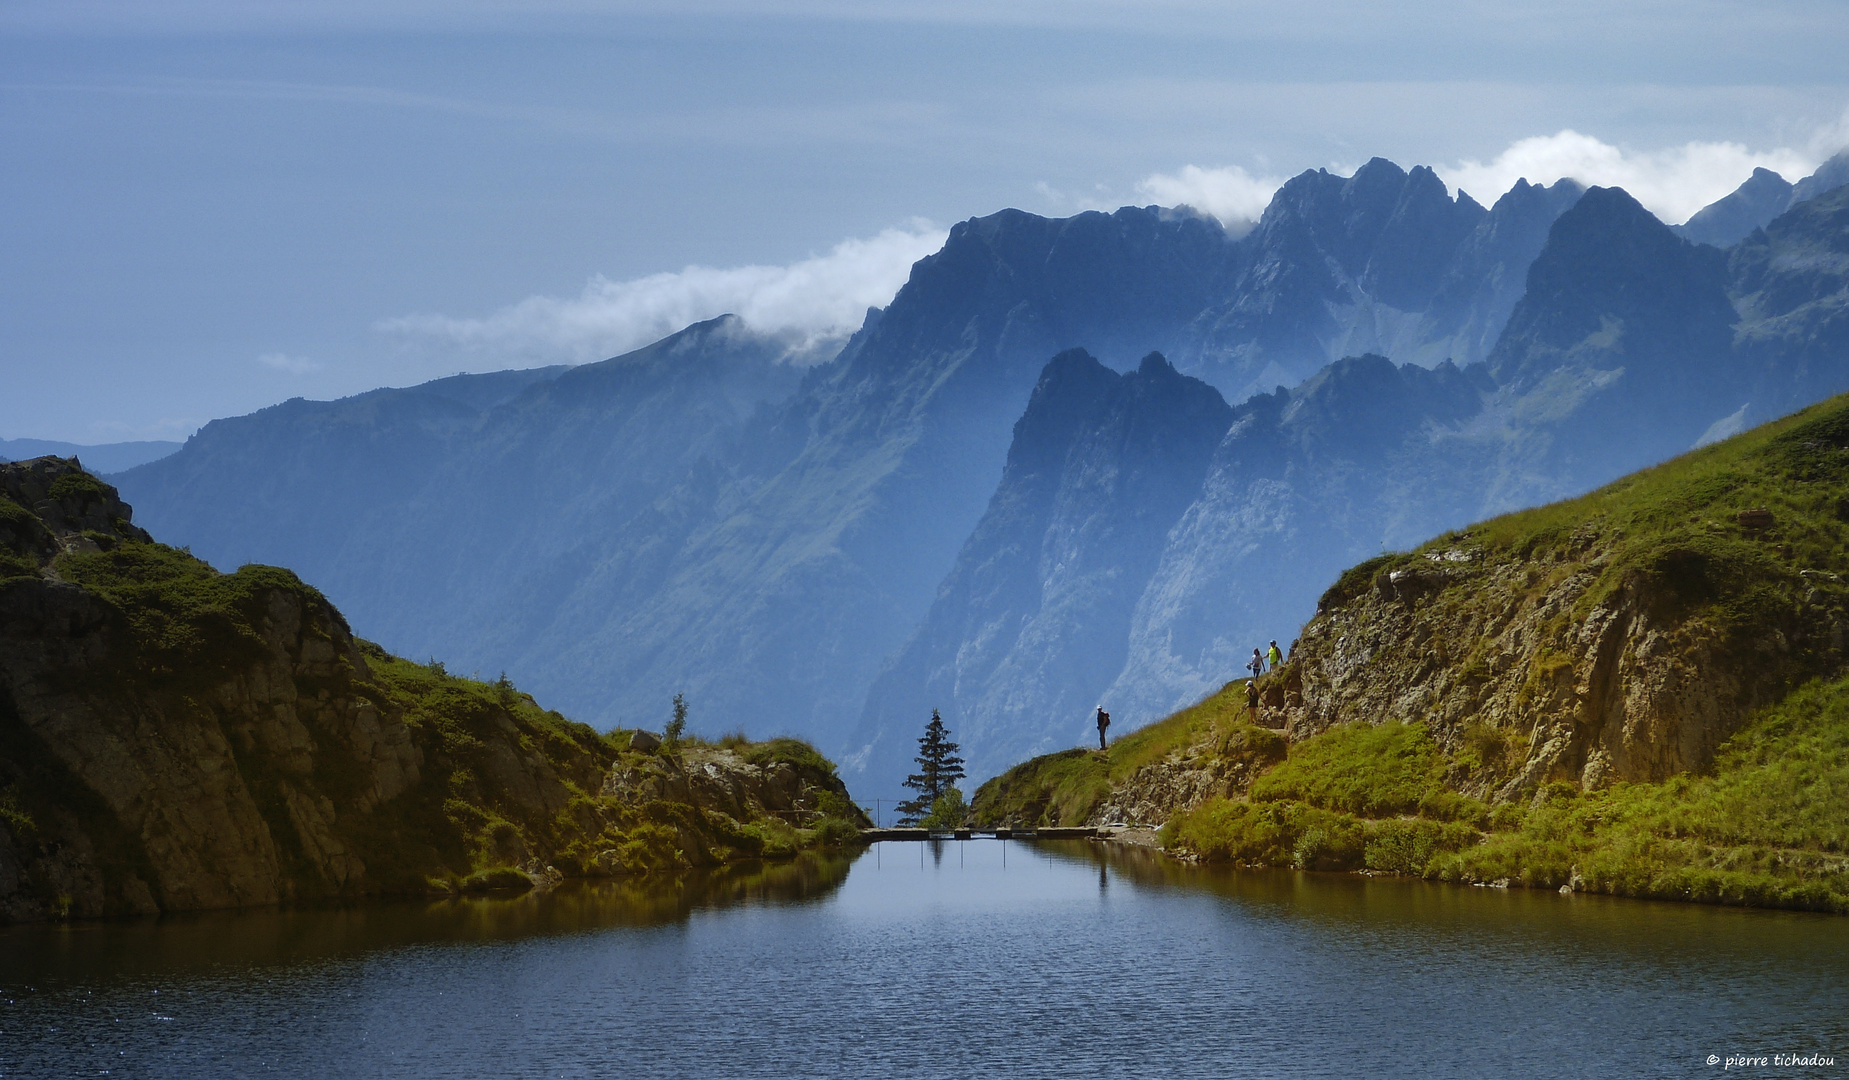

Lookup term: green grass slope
[990,392,1849,912]
[1164,674,1849,911]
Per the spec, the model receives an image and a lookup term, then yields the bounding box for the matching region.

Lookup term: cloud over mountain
[382,222,947,365]
[1436,128,1831,224]
[1133,165,1285,235]
[1139,115,1849,231]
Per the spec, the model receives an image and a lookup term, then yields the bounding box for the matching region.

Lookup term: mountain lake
[2,840,1843,1078]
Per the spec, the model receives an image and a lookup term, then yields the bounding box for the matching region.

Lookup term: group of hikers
[1092,637,1294,749]
[1243,638,1289,728]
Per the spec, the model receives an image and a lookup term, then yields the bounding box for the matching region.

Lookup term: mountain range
[110,152,1849,793]
[0,439,179,475]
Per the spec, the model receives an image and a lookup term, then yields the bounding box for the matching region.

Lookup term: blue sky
[4,1,1847,443]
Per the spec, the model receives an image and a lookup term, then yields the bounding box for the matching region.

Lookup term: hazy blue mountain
[855,350,1233,781]
[1178,161,1583,398]
[1098,354,1496,731]
[118,364,569,593]
[1789,150,1849,208]
[0,438,181,474]
[1112,184,1849,730]
[1675,168,1795,249]
[1481,186,1742,496]
[1410,178,1588,369]
[887,183,1849,778]
[1732,183,1849,430]
[1670,150,1849,252]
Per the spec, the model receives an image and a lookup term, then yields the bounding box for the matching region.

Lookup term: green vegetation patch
[972,680,1287,827]
[55,543,328,675]
[47,471,110,503]
[1460,396,1849,628]
[1164,674,1849,913]
[460,866,535,893]
[740,737,837,777]
[1433,675,1849,911]
[1248,721,1445,817]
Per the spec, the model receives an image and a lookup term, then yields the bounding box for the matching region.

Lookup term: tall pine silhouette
[897,710,966,824]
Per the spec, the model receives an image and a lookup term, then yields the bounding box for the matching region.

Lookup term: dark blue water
[2,840,1844,1079]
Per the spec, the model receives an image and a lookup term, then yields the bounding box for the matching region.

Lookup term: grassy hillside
[983,392,1849,912]
[1164,673,1849,911]
[969,685,1284,827]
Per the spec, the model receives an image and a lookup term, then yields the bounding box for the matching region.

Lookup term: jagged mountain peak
[1675,167,1795,249]
[842,203,1242,384]
[1489,185,1731,390]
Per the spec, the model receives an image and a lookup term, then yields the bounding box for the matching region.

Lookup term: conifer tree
[897,709,966,824]
[665,692,688,750]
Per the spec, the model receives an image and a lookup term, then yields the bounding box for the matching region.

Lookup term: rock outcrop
[0,458,864,923]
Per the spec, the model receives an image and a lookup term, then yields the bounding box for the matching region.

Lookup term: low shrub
[459,866,534,893]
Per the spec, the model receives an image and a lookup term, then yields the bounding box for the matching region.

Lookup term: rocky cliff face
[0,458,863,923]
[1273,394,1849,797]
[1676,168,1796,249]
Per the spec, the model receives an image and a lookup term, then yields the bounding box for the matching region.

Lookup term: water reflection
[1038,836,1846,974]
[0,851,852,987]
[2,841,1844,1080]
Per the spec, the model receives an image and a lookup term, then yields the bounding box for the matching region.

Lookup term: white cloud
[383,222,947,365]
[1436,129,1828,224]
[1133,164,1286,233]
[1133,110,1849,230]
[257,352,322,375]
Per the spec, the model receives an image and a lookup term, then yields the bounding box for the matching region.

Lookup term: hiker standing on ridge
[1246,680,1260,724]
[1248,647,1266,678]
[1096,706,1111,750]
[1267,640,1284,671]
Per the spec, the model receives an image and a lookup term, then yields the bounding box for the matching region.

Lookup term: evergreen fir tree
[897,710,966,824]
[665,692,688,750]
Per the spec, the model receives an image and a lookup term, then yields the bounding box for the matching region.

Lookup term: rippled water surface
[3,840,1845,1078]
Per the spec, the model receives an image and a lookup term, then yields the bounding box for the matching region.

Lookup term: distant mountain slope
[1675,168,1795,249]
[1671,149,1849,250]
[0,439,181,474]
[116,364,569,588]
[856,350,1233,780]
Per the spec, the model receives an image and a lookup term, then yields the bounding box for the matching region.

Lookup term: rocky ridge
[0,458,864,923]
